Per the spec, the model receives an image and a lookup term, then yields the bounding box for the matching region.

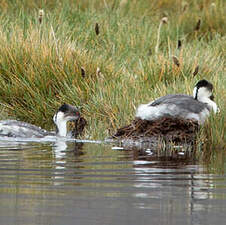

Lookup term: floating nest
[110,117,200,147]
[68,116,200,153]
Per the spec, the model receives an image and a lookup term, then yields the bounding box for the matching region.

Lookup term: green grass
[0,0,225,153]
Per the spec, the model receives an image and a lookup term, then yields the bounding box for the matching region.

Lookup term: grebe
[136,80,219,124]
[0,103,80,138]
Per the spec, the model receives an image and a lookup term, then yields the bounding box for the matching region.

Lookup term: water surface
[0,139,225,225]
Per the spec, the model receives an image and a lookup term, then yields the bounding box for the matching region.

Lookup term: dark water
[0,139,225,225]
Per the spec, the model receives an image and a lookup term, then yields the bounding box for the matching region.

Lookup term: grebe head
[193,79,214,100]
[53,103,80,137]
[193,79,219,113]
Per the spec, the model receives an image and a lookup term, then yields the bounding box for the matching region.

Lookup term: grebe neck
[56,120,68,137]
[53,112,68,137]
[198,96,218,113]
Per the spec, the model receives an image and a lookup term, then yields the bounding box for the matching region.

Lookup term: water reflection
[53,141,84,158]
[52,141,85,186]
[0,139,225,225]
[128,148,225,225]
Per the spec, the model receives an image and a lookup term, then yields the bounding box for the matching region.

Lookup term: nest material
[70,117,87,138]
[111,117,199,144]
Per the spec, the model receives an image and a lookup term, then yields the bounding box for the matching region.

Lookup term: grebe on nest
[136,80,218,124]
[110,80,219,146]
[0,103,81,138]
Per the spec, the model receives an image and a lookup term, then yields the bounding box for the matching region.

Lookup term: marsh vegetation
[0,0,225,153]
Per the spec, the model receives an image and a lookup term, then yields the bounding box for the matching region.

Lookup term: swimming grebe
[135,80,218,124]
[0,103,80,138]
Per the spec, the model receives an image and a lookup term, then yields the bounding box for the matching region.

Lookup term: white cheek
[197,87,211,99]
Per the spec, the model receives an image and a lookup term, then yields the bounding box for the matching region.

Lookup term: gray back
[0,120,51,138]
[149,94,209,113]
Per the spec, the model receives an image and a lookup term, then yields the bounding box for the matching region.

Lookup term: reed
[0,0,225,152]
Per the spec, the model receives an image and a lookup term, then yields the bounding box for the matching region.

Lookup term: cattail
[95,23,100,35]
[39,9,44,24]
[193,66,199,76]
[211,3,216,8]
[172,56,180,67]
[161,17,168,24]
[147,49,152,56]
[96,67,104,78]
[177,40,182,49]
[155,17,168,54]
[182,2,188,12]
[195,19,201,31]
[81,67,86,78]
[96,67,101,76]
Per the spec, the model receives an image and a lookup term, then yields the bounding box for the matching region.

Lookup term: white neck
[53,112,68,137]
[56,120,68,136]
[198,96,218,113]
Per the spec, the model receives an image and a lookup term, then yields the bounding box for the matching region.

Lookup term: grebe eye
[75,111,80,116]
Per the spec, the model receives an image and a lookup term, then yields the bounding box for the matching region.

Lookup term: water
[0,138,225,225]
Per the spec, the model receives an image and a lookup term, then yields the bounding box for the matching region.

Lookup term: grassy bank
[0,0,225,150]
